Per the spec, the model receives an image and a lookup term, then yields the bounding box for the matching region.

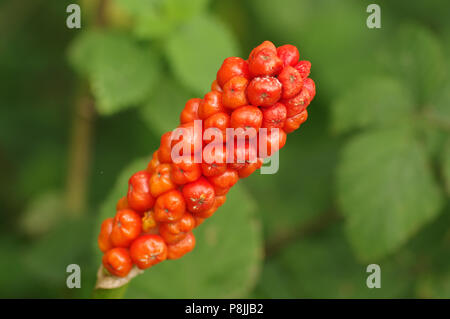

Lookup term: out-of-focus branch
[65,87,95,217]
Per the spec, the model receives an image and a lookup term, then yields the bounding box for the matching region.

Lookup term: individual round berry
[110,209,142,248]
[208,168,239,190]
[201,144,227,177]
[182,177,216,214]
[171,156,202,185]
[222,76,248,109]
[203,112,230,144]
[102,247,132,277]
[167,232,196,260]
[127,170,154,212]
[278,66,303,99]
[276,44,300,67]
[302,77,316,100]
[180,98,202,124]
[159,213,196,244]
[261,102,287,129]
[230,105,263,138]
[283,87,311,117]
[283,110,308,134]
[146,150,160,175]
[248,48,283,77]
[130,234,167,269]
[98,218,114,253]
[195,195,227,219]
[248,41,277,61]
[294,60,311,79]
[258,128,287,157]
[116,196,129,211]
[149,164,176,198]
[247,76,282,107]
[153,189,186,223]
[211,79,223,92]
[142,210,158,233]
[217,57,249,87]
[198,91,225,120]
[158,132,174,164]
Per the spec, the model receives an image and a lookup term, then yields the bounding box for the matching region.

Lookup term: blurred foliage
[0,0,449,298]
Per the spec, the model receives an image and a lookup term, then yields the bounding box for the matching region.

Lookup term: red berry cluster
[98,41,316,278]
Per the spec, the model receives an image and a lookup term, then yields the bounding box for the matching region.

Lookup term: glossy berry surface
[230,105,263,137]
[153,189,186,223]
[248,48,283,77]
[278,66,303,99]
[277,44,300,67]
[222,76,249,109]
[182,177,216,214]
[102,248,133,277]
[98,218,114,253]
[110,209,142,248]
[180,98,201,124]
[127,171,154,212]
[247,76,282,107]
[159,213,196,244]
[167,232,196,260]
[217,57,249,88]
[261,103,287,129]
[130,234,167,269]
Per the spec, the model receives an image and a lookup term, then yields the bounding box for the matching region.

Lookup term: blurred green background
[1,0,450,298]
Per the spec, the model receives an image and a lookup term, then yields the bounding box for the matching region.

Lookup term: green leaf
[139,75,195,134]
[90,42,159,115]
[251,261,295,298]
[22,217,97,298]
[67,31,123,76]
[416,273,450,298]
[422,126,448,160]
[67,30,105,76]
[68,31,159,115]
[96,158,263,298]
[392,24,445,104]
[427,80,450,127]
[254,224,413,298]
[115,0,210,39]
[332,76,414,134]
[19,190,65,237]
[166,15,239,94]
[442,139,450,196]
[114,0,176,39]
[413,210,450,298]
[337,127,444,261]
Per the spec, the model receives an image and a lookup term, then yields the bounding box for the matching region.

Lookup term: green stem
[92,284,129,299]
[65,0,110,216]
